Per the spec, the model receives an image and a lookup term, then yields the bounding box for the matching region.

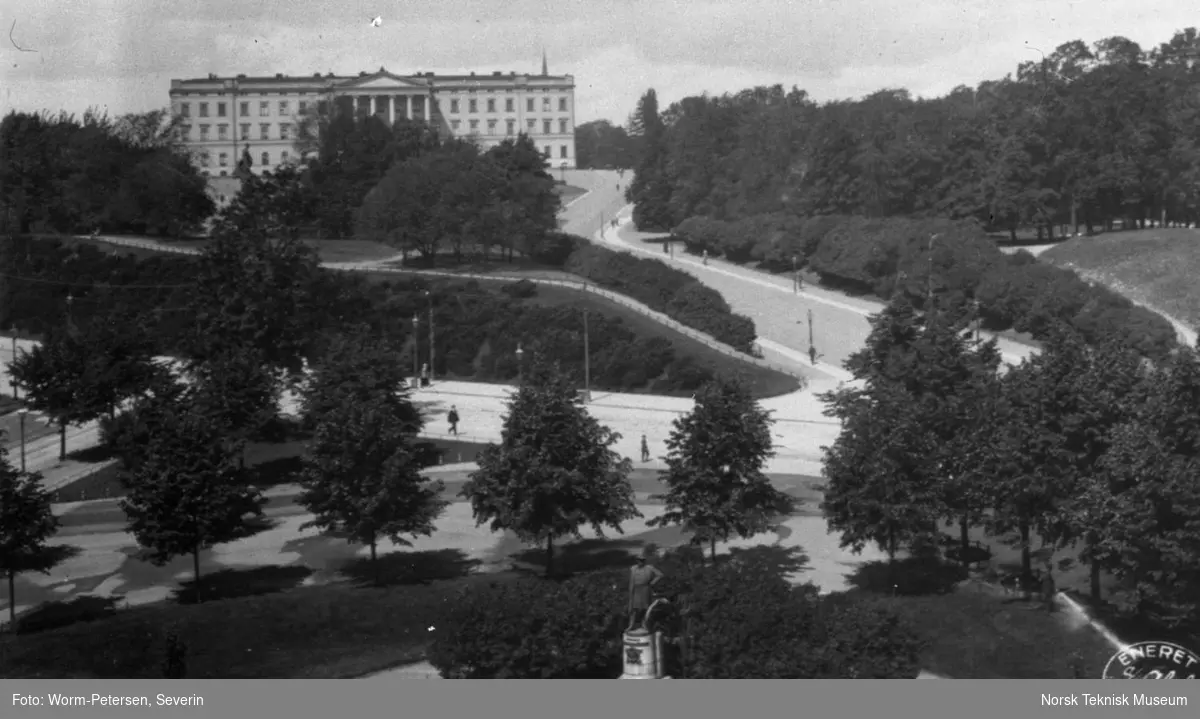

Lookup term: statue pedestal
[620,629,663,679]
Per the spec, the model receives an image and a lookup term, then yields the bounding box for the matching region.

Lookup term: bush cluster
[561,242,758,354]
[1,237,721,396]
[429,550,924,679]
[672,214,1177,359]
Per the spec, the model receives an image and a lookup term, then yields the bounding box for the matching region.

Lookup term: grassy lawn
[360,269,802,399]
[554,183,588,204]
[883,588,1113,678]
[1040,228,1200,329]
[0,410,56,450]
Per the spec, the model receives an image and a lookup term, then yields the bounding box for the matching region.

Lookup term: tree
[119,394,265,603]
[0,444,68,631]
[627,89,674,230]
[461,357,639,576]
[189,346,281,468]
[297,328,447,584]
[183,214,322,377]
[649,376,791,562]
[7,329,91,459]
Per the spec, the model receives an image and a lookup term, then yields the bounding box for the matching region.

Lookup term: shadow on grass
[725,543,811,579]
[173,565,314,605]
[15,595,119,635]
[341,548,481,587]
[847,556,968,597]
[65,443,117,463]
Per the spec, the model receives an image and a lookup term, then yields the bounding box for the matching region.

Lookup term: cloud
[2,0,1198,124]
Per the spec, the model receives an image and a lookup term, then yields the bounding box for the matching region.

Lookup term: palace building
[168,55,578,181]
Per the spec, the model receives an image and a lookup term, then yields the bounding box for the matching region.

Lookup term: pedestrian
[421,363,430,385]
[627,548,664,631]
[702,250,708,265]
[808,346,817,365]
[447,405,459,436]
[640,434,650,462]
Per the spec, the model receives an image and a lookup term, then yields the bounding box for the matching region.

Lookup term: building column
[425,95,431,122]
[406,95,413,121]
[388,96,395,126]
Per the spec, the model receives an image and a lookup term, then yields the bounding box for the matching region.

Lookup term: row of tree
[670,213,1178,359]
[822,297,1200,629]
[627,29,1200,238]
[0,109,214,236]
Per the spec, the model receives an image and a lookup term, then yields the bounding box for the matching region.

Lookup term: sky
[2,0,1197,127]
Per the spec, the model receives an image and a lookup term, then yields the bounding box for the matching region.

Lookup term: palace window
[487,99,495,112]
[180,103,190,118]
[527,98,534,112]
[219,152,228,167]
[279,101,290,115]
[217,102,227,117]
[240,124,250,140]
[505,98,514,112]
[450,99,459,113]
[543,120,551,135]
[260,124,270,140]
[506,119,515,135]
[468,99,477,113]
[560,145,568,158]
[199,125,210,141]
[527,119,536,132]
[487,119,497,134]
[558,97,568,111]
[559,119,568,134]
[261,151,270,166]
[199,102,209,117]
[240,102,249,116]
[217,124,228,140]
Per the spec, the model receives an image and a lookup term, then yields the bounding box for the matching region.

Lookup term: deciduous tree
[461,357,639,576]
[649,376,791,561]
[0,444,70,631]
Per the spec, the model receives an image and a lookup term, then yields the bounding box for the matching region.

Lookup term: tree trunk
[192,548,202,604]
[545,535,554,577]
[370,540,379,586]
[1009,227,1017,242]
[709,538,716,564]
[1070,197,1078,237]
[7,570,15,632]
[960,515,971,569]
[1019,517,1031,576]
[59,422,67,460]
[887,525,897,562]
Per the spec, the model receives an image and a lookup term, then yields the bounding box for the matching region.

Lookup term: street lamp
[412,314,419,383]
[516,344,525,384]
[9,335,17,400]
[425,290,435,384]
[18,408,27,473]
[582,309,591,403]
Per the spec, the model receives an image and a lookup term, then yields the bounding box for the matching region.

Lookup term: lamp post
[10,335,17,400]
[412,314,419,383]
[516,344,525,385]
[425,290,435,384]
[18,408,27,473]
[582,309,591,403]
[792,255,799,293]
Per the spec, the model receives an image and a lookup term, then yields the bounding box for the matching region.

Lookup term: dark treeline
[629,29,1200,237]
[0,109,214,236]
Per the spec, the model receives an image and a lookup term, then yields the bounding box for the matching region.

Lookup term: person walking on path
[447,405,460,436]
[640,435,651,462]
[1041,566,1057,612]
[627,549,664,630]
[702,249,708,265]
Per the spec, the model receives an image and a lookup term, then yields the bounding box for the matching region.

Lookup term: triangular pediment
[337,70,425,90]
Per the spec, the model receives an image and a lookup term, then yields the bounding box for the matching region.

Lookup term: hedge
[671,215,1177,359]
[562,242,758,354]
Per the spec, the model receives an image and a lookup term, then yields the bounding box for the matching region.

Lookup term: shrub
[428,574,626,678]
[500,279,538,299]
[431,549,925,679]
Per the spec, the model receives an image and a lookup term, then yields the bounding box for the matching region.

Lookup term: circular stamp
[1102,641,1200,679]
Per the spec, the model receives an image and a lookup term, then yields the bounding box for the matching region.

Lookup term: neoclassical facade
[168,62,578,180]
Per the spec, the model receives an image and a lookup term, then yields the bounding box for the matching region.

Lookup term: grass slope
[1040,228,1200,330]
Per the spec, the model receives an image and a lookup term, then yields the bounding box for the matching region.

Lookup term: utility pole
[426,290,435,384]
[412,314,419,383]
[807,308,814,354]
[583,308,591,403]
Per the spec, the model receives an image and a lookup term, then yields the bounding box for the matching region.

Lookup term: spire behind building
[542,49,548,76]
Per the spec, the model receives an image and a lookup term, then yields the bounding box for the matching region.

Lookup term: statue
[627,548,663,631]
